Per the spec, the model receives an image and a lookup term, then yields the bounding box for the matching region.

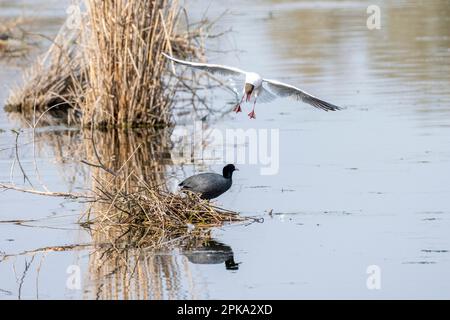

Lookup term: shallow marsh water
[1,0,450,299]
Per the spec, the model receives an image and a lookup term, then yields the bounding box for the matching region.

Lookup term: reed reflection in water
[86,238,237,300]
[22,121,237,300]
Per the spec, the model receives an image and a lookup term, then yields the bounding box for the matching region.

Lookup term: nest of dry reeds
[78,129,249,250]
[84,171,247,250]
[5,0,207,128]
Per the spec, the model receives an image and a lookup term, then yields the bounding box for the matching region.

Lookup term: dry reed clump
[5,0,207,128]
[79,0,184,128]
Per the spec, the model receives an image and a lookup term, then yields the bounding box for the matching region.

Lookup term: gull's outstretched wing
[263,78,341,111]
[162,53,246,78]
[257,85,277,103]
[228,77,246,99]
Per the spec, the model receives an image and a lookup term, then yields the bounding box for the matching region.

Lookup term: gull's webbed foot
[233,104,242,113]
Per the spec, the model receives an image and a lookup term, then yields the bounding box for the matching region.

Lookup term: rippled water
[1,0,449,299]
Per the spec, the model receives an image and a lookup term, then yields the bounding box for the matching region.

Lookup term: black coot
[179,164,238,200]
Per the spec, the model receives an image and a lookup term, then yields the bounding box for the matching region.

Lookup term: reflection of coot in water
[183,240,239,270]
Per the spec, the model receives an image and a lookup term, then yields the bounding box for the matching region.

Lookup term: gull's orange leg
[233,95,245,113]
[248,97,257,119]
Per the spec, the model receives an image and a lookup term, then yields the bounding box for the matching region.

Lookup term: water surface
[1,0,450,299]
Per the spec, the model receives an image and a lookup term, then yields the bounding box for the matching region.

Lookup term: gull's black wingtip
[329,104,343,112]
[322,100,342,112]
[313,98,343,112]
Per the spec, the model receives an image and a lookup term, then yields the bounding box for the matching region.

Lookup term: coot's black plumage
[179,164,238,200]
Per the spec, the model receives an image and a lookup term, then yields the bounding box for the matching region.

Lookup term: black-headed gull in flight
[162,52,341,119]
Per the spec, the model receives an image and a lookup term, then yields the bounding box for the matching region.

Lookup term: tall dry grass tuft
[79,0,186,128]
[5,0,206,128]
